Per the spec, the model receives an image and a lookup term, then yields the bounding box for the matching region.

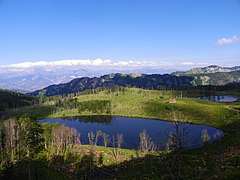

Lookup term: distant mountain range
[0,65,174,92]
[29,73,193,96]
[172,65,240,75]
[172,65,240,85]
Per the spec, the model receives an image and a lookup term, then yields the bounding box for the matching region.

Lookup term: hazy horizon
[0,59,238,71]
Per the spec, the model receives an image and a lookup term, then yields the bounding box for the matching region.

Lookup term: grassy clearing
[47,88,236,130]
[70,144,163,166]
[5,87,238,131]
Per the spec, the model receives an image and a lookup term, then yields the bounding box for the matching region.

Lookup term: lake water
[39,116,224,150]
[198,95,238,102]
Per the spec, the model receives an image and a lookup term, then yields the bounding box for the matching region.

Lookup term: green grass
[5,87,238,131]
[45,88,236,131]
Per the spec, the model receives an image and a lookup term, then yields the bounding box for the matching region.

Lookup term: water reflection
[62,115,112,124]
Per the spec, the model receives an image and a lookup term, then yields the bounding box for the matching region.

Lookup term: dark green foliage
[0,119,72,179]
[0,118,44,161]
[78,100,111,114]
[18,117,44,158]
[4,105,57,120]
[56,98,78,110]
[0,117,44,179]
[0,89,38,112]
[1,159,68,180]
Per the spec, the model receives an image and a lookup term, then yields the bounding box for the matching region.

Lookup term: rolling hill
[29,73,193,96]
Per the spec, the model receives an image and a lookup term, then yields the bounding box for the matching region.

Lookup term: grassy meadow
[7,88,239,129]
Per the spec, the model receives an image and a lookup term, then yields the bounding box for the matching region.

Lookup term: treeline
[156,83,240,97]
[0,117,43,178]
[39,84,240,102]
[0,89,38,112]
[78,100,111,114]
[29,73,194,96]
[0,117,80,179]
[54,99,112,115]
[39,86,126,102]
[29,72,240,97]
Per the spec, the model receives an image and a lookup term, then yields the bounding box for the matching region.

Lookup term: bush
[78,100,111,114]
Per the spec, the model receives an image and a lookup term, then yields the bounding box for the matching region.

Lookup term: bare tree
[4,119,18,162]
[94,130,102,146]
[87,130,102,146]
[116,133,123,148]
[102,132,110,147]
[88,131,95,146]
[139,129,156,154]
[165,111,190,180]
[111,133,124,164]
[51,125,80,155]
[201,129,211,144]
[167,111,189,150]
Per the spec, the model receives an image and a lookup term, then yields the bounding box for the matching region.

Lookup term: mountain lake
[39,116,224,150]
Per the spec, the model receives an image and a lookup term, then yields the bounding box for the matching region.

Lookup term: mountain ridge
[172,65,240,75]
[171,65,240,86]
[29,73,193,96]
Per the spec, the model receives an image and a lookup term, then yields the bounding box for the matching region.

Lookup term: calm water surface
[199,95,238,102]
[39,116,224,150]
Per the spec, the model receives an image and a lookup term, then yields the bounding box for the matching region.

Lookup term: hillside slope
[0,89,37,112]
[29,73,193,96]
[172,65,240,75]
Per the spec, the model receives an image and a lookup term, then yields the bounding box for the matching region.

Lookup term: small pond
[39,116,224,150]
[198,95,238,102]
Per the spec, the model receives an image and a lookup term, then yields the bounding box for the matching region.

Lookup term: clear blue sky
[0,0,239,66]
